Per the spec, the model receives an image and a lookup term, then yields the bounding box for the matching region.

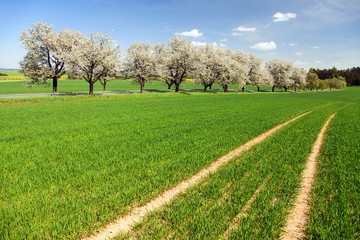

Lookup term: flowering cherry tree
[20,22,68,93]
[246,54,264,91]
[291,67,307,91]
[65,32,120,94]
[162,37,198,92]
[123,42,158,93]
[194,44,223,92]
[266,59,294,92]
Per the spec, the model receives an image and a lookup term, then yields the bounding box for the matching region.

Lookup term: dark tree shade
[314,67,360,86]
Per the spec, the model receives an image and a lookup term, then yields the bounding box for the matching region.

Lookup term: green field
[122,106,339,239]
[0,70,271,94]
[306,103,360,239]
[1,88,359,239]
[0,79,272,95]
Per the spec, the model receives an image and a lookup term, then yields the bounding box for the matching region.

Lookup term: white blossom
[266,59,294,91]
[159,37,198,92]
[19,22,68,92]
[123,42,158,93]
[65,32,121,94]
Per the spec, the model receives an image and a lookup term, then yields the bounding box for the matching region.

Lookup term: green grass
[0,78,272,94]
[0,89,359,239]
[306,103,360,239]
[120,106,340,239]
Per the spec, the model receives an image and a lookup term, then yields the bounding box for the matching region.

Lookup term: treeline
[19,22,350,94]
[312,67,360,86]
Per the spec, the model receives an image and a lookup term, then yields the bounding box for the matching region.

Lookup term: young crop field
[120,106,339,239]
[0,88,359,239]
[306,103,360,239]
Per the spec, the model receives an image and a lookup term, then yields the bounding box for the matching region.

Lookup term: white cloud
[233,26,257,32]
[220,43,226,48]
[295,61,308,65]
[289,43,297,47]
[231,32,243,36]
[296,52,302,55]
[315,60,322,64]
[304,0,360,23]
[273,12,297,22]
[191,41,206,47]
[175,29,203,38]
[251,41,277,51]
[191,41,218,47]
[312,46,320,49]
[220,38,228,42]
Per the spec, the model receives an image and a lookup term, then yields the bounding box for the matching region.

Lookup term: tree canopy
[19,22,353,94]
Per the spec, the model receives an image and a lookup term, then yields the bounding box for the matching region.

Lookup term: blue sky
[0,0,359,69]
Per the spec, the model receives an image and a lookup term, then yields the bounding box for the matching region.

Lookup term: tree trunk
[204,85,208,92]
[166,80,174,89]
[175,82,180,92]
[52,76,58,93]
[272,86,275,92]
[89,81,94,95]
[223,84,228,92]
[140,82,144,93]
[294,86,297,92]
[257,86,260,92]
[242,86,245,92]
[284,86,288,92]
[209,84,212,90]
[103,81,107,92]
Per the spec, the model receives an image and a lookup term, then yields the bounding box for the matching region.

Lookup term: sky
[0,0,359,70]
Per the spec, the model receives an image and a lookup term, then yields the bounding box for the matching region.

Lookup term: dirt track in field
[280,113,336,240]
[83,112,310,240]
[223,175,271,239]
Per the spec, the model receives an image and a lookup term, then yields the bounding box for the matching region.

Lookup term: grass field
[0,78,272,94]
[121,106,339,239]
[1,88,359,239]
[0,70,271,94]
[306,103,360,239]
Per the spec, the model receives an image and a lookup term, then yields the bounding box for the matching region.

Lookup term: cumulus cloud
[273,12,297,22]
[233,26,257,32]
[251,41,277,51]
[220,38,228,42]
[295,61,308,65]
[175,29,203,38]
[191,41,218,47]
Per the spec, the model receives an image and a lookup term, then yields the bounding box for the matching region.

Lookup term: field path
[280,113,336,240]
[83,112,310,240]
[223,175,271,239]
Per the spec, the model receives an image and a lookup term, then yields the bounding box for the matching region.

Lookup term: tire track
[280,113,336,240]
[83,111,311,240]
[223,175,271,239]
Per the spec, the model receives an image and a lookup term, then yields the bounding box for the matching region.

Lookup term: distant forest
[313,67,360,86]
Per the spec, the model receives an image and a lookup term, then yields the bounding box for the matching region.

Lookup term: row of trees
[306,69,347,90]
[20,22,346,95]
[311,67,360,86]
